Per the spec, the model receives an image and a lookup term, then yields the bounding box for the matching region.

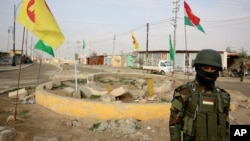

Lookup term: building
[137,50,228,72]
[82,50,242,73]
[0,51,12,64]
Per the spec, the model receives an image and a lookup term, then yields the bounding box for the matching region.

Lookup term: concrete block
[63,87,75,96]
[8,88,28,100]
[72,89,81,99]
[0,126,5,132]
[79,86,92,98]
[33,136,62,141]
[44,82,53,90]
[110,86,128,97]
[52,79,61,86]
[0,127,16,141]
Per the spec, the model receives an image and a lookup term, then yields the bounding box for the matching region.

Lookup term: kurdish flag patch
[202,100,214,105]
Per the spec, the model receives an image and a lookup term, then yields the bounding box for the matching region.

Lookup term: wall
[112,56,122,67]
[35,83,171,120]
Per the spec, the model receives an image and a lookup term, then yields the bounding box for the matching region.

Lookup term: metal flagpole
[14,26,25,121]
[74,45,78,92]
[74,56,78,92]
[37,52,43,86]
[184,21,189,81]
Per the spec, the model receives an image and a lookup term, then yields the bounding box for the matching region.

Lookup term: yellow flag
[17,0,65,49]
[131,32,139,51]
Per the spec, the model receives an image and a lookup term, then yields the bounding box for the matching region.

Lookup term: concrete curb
[0,63,32,72]
[35,83,171,120]
[0,85,37,95]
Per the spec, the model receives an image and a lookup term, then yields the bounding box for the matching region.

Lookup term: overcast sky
[1,0,250,59]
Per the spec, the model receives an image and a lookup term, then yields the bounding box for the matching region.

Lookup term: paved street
[216,80,250,97]
[1,63,250,97]
[0,62,60,93]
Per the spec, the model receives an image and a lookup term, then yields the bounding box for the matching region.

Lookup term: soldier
[169,49,231,141]
[239,62,246,82]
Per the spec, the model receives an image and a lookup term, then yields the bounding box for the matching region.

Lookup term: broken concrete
[8,88,28,100]
[44,82,53,90]
[0,126,16,141]
[110,86,128,97]
[33,136,62,141]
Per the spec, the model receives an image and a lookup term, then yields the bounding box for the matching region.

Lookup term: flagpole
[37,52,43,86]
[74,57,78,92]
[146,23,149,65]
[74,51,78,92]
[14,26,25,121]
[184,22,189,81]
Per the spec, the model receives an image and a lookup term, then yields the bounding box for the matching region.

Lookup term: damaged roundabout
[32,70,175,141]
[36,72,173,121]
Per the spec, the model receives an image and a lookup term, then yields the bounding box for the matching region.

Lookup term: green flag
[34,40,54,57]
[169,35,175,61]
[82,39,86,49]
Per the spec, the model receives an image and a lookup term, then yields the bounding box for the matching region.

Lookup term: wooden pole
[14,27,25,121]
[146,23,149,65]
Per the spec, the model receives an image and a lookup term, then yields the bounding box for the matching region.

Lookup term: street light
[11,1,22,66]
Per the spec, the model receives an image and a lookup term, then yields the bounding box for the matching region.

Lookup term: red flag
[184,1,200,26]
[184,1,205,33]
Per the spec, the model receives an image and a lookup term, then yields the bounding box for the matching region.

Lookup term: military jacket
[169,80,230,141]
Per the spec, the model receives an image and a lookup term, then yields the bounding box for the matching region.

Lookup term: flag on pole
[82,39,86,49]
[34,40,54,57]
[169,35,175,61]
[184,1,205,33]
[131,32,139,51]
[17,0,65,49]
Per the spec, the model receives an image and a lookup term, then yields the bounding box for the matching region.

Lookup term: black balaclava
[195,65,219,87]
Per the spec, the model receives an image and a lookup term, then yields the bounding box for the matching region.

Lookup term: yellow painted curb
[230,102,237,112]
[35,84,171,120]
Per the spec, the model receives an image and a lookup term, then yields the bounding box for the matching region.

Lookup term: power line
[89,15,250,48]
[90,18,173,44]
[177,16,250,28]
[202,17,250,23]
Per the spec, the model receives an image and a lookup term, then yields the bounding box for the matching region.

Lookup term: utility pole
[12,1,23,66]
[172,0,180,72]
[25,29,28,57]
[30,36,33,60]
[12,4,17,66]
[89,41,92,65]
[112,34,116,65]
[146,23,149,65]
[112,34,116,57]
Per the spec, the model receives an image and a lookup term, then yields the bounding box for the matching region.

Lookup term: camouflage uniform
[239,62,246,82]
[169,80,230,141]
[169,49,231,141]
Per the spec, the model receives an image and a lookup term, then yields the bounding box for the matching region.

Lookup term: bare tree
[238,47,248,64]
